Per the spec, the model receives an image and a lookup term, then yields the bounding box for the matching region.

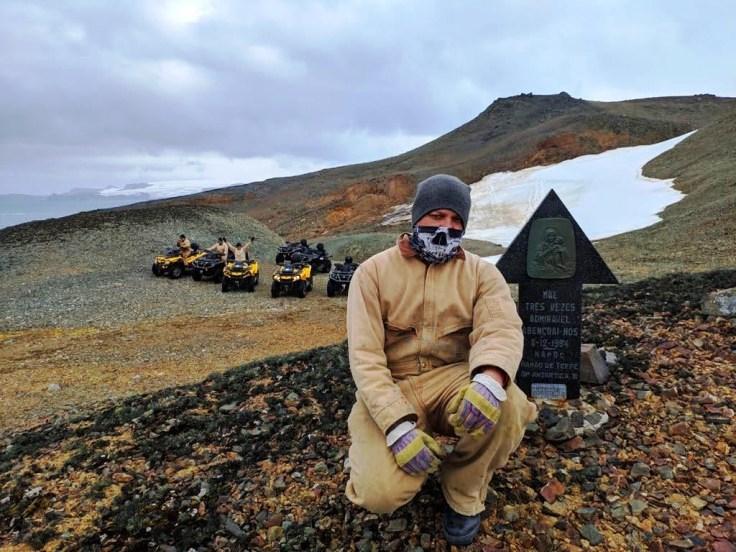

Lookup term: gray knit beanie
[411,174,471,230]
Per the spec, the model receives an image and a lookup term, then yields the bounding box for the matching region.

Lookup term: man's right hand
[388,427,443,475]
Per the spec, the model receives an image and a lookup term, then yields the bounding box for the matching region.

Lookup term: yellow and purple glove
[387,422,443,475]
[448,373,506,438]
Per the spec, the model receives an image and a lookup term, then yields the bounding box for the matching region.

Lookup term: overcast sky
[1,0,734,195]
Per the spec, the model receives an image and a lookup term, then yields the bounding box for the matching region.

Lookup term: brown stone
[540,477,565,503]
[112,472,134,483]
[700,478,722,492]
[669,422,689,436]
[560,435,585,452]
[713,542,736,552]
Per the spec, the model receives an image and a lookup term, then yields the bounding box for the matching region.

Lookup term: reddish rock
[540,478,565,503]
[713,541,736,552]
[560,435,585,452]
[700,478,722,492]
[669,422,689,436]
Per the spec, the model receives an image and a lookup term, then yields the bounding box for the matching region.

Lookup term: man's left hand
[448,373,507,439]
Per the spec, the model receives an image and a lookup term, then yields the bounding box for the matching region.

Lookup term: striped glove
[387,422,443,475]
[448,373,506,439]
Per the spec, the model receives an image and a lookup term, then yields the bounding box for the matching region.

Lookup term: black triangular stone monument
[496,189,618,399]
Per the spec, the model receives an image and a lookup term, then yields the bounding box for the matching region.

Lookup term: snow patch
[466,132,695,249]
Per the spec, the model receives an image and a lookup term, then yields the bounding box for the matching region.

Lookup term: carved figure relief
[527,218,576,279]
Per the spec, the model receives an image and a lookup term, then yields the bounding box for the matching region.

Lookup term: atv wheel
[254,273,259,286]
[152,263,161,277]
[326,279,337,297]
[169,264,184,279]
[221,277,230,292]
[270,281,280,298]
[320,259,332,273]
[295,280,306,298]
[275,253,284,264]
[214,270,223,284]
[306,275,313,292]
[244,277,255,292]
[192,270,202,281]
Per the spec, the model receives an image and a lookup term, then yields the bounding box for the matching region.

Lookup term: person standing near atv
[244,236,255,261]
[344,174,537,546]
[226,238,255,262]
[177,234,192,259]
[208,237,229,262]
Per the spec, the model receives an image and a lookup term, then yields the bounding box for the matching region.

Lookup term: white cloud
[0,0,735,195]
[241,44,306,79]
[148,0,216,30]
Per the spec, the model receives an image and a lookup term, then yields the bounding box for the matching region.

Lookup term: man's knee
[346,471,423,514]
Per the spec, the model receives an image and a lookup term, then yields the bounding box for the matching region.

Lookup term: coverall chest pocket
[384,321,416,350]
[437,323,473,361]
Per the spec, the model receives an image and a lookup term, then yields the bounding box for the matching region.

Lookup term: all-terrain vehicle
[152,243,205,279]
[275,241,306,264]
[327,257,359,297]
[292,243,332,274]
[221,259,260,292]
[271,261,313,298]
[191,250,227,282]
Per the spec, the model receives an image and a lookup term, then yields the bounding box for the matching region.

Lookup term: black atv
[327,261,358,297]
[275,241,307,264]
[152,243,204,279]
[191,250,226,282]
[292,243,332,274]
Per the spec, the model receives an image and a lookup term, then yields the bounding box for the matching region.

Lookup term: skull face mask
[409,226,464,264]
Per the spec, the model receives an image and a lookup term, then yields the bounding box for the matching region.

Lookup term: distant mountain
[167,92,736,242]
[3,92,735,279]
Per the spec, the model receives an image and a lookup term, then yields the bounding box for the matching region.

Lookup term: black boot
[442,506,481,546]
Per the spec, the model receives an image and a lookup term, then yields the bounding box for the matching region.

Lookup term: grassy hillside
[597,110,736,280]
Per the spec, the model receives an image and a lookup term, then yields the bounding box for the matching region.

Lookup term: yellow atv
[152,244,206,279]
[271,261,313,298]
[221,259,260,292]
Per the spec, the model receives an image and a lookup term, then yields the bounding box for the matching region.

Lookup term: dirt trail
[0,300,348,432]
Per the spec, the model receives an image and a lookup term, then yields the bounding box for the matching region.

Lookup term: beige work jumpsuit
[345,243,537,516]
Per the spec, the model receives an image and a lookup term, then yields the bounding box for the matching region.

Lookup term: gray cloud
[1,0,734,194]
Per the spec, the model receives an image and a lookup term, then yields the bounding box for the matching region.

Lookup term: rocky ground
[1,269,735,551]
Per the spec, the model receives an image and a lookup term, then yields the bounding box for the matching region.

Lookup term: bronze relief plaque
[527,218,576,279]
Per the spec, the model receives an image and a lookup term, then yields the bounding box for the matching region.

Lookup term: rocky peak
[484,91,585,114]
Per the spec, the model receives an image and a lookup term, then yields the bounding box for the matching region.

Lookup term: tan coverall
[177,238,192,258]
[345,243,537,516]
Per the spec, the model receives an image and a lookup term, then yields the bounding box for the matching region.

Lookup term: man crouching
[344,174,537,546]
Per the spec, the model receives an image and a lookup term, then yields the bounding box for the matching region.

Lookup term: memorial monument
[496,189,618,399]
